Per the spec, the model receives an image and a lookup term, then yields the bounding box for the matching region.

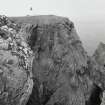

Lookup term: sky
[0,0,105,20]
[0,0,105,55]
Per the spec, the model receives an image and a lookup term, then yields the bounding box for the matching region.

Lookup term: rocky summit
[0,15,104,105]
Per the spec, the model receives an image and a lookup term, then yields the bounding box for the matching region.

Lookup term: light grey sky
[0,0,105,20]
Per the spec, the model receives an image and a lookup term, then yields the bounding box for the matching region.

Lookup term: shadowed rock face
[86,84,102,105]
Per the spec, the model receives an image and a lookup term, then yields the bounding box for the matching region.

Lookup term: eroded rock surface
[0,15,33,105]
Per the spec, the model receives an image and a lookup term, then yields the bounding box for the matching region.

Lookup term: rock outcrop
[0,15,104,105]
[0,15,33,105]
[13,16,92,105]
[92,42,105,105]
[93,42,105,67]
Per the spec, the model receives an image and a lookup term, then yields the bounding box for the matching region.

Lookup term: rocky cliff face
[0,15,33,105]
[0,15,104,105]
[26,17,88,105]
[13,16,99,105]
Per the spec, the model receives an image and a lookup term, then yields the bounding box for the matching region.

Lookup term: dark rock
[90,42,105,89]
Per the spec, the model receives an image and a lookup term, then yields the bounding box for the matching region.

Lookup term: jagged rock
[0,15,34,105]
[92,42,105,105]
[93,42,105,67]
[4,15,105,105]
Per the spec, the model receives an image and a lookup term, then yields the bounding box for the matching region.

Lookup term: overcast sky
[0,0,105,20]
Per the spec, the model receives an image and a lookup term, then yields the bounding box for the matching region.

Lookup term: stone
[0,15,34,105]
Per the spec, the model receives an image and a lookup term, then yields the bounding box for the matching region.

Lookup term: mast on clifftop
[30,7,33,16]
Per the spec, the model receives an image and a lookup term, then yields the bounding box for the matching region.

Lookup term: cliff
[0,15,104,105]
[11,15,94,105]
